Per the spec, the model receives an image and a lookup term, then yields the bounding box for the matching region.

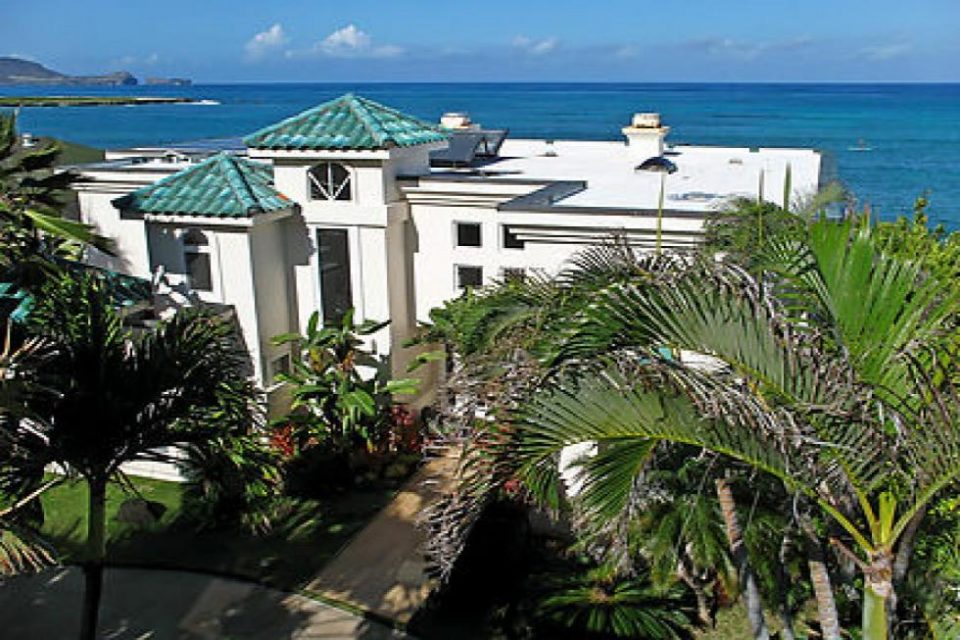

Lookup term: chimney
[622,113,669,159]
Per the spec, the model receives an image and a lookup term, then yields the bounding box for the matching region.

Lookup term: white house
[72,94,822,411]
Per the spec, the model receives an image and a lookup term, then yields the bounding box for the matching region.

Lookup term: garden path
[305,450,460,626]
[0,565,408,639]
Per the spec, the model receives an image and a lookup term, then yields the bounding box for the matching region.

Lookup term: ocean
[3,83,959,227]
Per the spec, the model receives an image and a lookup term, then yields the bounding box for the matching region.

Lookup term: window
[503,226,525,249]
[456,265,483,290]
[183,228,212,292]
[185,253,213,291]
[182,227,209,246]
[308,162,352,201]
[317,228,353,325]
[456,222,482,247]
[502,267,525,283]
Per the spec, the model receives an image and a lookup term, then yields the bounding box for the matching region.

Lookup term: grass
[0,96,194,107]
[52,138,105,165]
[40,476,397,591]
[692,602,818,639]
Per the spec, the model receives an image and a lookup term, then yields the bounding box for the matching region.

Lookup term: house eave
[123,206,294,228]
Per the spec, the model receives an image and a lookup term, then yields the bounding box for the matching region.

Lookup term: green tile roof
[243,93,448,151]
[113,153,291,218]
[0,281,32,323]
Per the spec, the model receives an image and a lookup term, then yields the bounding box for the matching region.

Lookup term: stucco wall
[408,201,706,322]
[77,192,151,277]
[146,221,264,381]
[249,218,295,379]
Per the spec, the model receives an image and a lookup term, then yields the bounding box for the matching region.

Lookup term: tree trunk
[677,559,713,627]
[807,548,841,640]
[863,552,894,640]
[888,506,925,634]
[797,511,841,640]
[716,478,770,640]
[774,533,796,640]
[79,477,107,640]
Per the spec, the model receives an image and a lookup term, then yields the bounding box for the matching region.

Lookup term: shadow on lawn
[42,481,399,592]
[0,566,404,639]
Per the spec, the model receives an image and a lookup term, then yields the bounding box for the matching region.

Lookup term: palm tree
[630,452,736,627]
[1,271,266,640]
[425,247,781,636]
[0,324,56,577]
[535,563,695,639]
[0,112,112,293]
[506,218,960,640]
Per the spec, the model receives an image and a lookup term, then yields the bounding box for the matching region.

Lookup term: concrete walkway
[0,566,409,639]
[307,452,460,626]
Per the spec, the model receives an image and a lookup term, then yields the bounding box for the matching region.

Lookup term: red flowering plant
[268,422,297,460]
[387,403,422,454]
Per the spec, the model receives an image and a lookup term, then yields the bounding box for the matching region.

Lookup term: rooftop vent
[440,112,478,130]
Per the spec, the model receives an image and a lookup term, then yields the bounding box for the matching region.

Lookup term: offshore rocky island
[0,56,189,86]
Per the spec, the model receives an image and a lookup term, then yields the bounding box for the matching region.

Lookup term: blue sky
[4,0,959,82]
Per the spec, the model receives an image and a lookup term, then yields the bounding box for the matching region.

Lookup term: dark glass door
[317,228,352,325]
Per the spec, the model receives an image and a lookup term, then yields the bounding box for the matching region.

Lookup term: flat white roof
[457,138,821,212]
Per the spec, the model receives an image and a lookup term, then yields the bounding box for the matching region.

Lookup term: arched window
[308,162,352,201]
[182,227,209,247]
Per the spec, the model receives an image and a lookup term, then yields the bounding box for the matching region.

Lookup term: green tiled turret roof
[243,93,448,151]
[113,153,291,218]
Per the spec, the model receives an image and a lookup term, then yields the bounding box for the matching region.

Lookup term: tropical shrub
[426,213,960,640]
[2,271,268,640]
[533,562,695,640]
[0,113,111,290]
[272,309,423,497]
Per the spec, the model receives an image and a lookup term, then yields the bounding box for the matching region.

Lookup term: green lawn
[1,96,193,108]
[40,476,396,591]
[52,138,105,165]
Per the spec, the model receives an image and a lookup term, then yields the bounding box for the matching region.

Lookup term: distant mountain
[145,77,192,86]
[0,57,138,86]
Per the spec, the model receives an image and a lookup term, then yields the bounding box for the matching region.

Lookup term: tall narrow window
[317,228,353,325]
[185,253,212,291]
[183,228,212,292]
[308,163,352,201]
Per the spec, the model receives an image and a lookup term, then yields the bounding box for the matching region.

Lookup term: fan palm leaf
[509,222,960,640]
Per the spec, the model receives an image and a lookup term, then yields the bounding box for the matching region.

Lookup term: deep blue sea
[3,83,959,226]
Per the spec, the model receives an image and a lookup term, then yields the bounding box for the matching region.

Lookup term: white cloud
[513,35,559,56]
[699,38,765,60]
[682,36,815,61]
[289,24,404,59]
[245,23,289,59]
[859,42,911,61]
